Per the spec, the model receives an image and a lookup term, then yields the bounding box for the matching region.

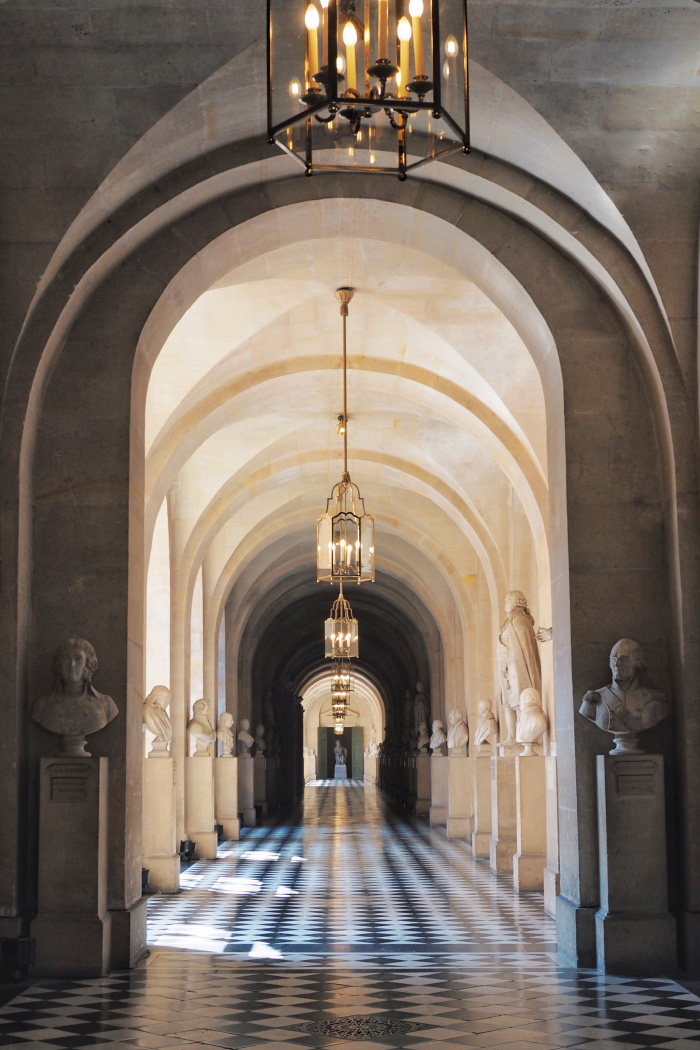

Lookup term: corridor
[1,784,699,1049]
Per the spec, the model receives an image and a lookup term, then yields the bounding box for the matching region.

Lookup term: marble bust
[32,638,119,756]
[254,723,266,755]
[447,709,469,755]
[143,684,172,756]
[238,717,255,755]
[516,688,548,756]
[188,699,215,756]
[416,722,430,753]
[216,712,235,756]
[367,726,379,757]
[429,719,446,755]
[473,699,499,753]
[334,741,347,766]
[580,638,669,754]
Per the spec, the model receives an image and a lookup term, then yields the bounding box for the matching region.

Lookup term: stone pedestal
[214,756,240,840]
[32,757,111,976]
[544,756,560,917]
[447,753,472,839]
[364,754,377,784]
[415,754,431,815]
[471,753,492,858]
[254,754,267,816]
[595,753,676,974]
[334,764,347,779]
[513,755,547,891]
[186,756,218,858]
[142,756,179,892]
[429,754,448,825]
[490,755,517,873]
[304,751,317,783]
[237,753,256,825]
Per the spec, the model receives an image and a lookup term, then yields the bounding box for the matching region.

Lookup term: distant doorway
[317,727,364,779]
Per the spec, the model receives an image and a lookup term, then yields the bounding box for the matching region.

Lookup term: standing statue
[216,712,235,756]
[429,719,447,755]
[473,699,499,754]
[516,688,548,756]
[416,722,430,753]
[334,740,347,766]
[367,726,379,757]
[254,723,266,755]
[579,639,668,755]
[447,709,469,754]
[237,717,255,755]
[188,699,215,756]
[143,685,172,757]
[413,681,430,737]
[498,590,549,744]
[32,637,119,756]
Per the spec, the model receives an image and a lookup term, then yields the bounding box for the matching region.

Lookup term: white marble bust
[254,723,266,754]
[238,717,255,755]
[216,711,235,756]
[474,699,499,754]
[429,719,446,755]
[447,709,469,755]
[416,722,430,753]
[188,699,215,756]
[143,684,172,757]
[367,726,379,757]
[516,688,548,756]
[32,638,119,756]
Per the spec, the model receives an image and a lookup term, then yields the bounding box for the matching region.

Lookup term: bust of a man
[216,712,235,756]
[579,639,668,754]
[416,722,430,753]
[474,699,499,753]
[429,719,446,755]
[143,685,172,756]
[516,688,548,756]
[254,723,266,754]
[32,638,118,756]
[238,717,255,755]
[188,699,215,756]
[447,709,469,755]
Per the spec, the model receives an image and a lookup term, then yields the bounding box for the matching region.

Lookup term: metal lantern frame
[325,586,359,658]
[266,0,470,179]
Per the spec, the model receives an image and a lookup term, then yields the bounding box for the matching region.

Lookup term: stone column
[415,753,431,815]
[471,753,492,859]
[238,753,256,826]
[447,753,472,839]
[32,757,111,976]
[142,756,179,892]
[214,756,240,840]
[185,756,217,858]
[595,753,676,974]
[513,755,547,892]
[490,755,517,873]
[544,756,560,917]
[429,754,448,826]
[254,754,267,816]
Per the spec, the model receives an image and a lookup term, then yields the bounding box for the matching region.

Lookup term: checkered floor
[1,782,698,1049]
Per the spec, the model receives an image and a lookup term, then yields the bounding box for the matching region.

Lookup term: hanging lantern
[267,0,469,179]
[331,658,354,701]
[324,584,359,658]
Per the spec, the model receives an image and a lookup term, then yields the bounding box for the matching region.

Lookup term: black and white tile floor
[1,782,699,1049]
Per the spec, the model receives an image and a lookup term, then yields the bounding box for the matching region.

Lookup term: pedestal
[237,753,256,825]
[254,754,267,815]
[304,751,317,783]
[544,756,560,917]
[186,756,218,857]
[415,754,431,815]
[429,754,448,825]
[364,754,377,785]
[513,755,547,892]
[32,757,111,976]
[595,753,676,974]
[490,755,516,873]
[142,756,179,892]
[447,753,472,839]
[471,753,492,858]
[334,764,347,779]
[215,756,240,840]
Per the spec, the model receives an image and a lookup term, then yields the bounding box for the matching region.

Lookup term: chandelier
[331,659,353,734]
[325,582,359,658]
[266,0,469,179]
[317,288,375,584]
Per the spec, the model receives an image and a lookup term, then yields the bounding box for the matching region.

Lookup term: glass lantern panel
[437,0,468,142]
[332,510,360,578]
[324,616,335,658]
[360,513,375,582]
[317,513,333,581]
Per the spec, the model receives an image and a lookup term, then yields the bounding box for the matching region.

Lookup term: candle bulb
[343,21,358,92]
[305,3,320,79]
[408,0,424,77]
[397,17,411,97]
[377,0,388,59]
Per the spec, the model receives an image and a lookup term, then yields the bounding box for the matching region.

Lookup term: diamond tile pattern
[0,782,698,1050]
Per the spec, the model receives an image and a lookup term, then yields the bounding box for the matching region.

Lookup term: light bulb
[320,0,329,6]
[305,4,320,30]
[408,0,423,15]
[343,20,358,46]
[397,15,412,41]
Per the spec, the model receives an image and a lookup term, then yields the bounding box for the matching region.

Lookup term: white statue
[238,717,255,755]
[32,638,119,757]
[498,590,549,744]
[367,726,379,757]
[579,639,668,755]
[447,709,469,755]
[216,711,235,756]
[473,699,499,754]
[188,699,215,756]
[516,688,548,756]
[334,740,347,766]
[414,681,430,736]
[429,719,446,755]
[416,722,430,753]
[254,723,266,755]
[143,684,172,756]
